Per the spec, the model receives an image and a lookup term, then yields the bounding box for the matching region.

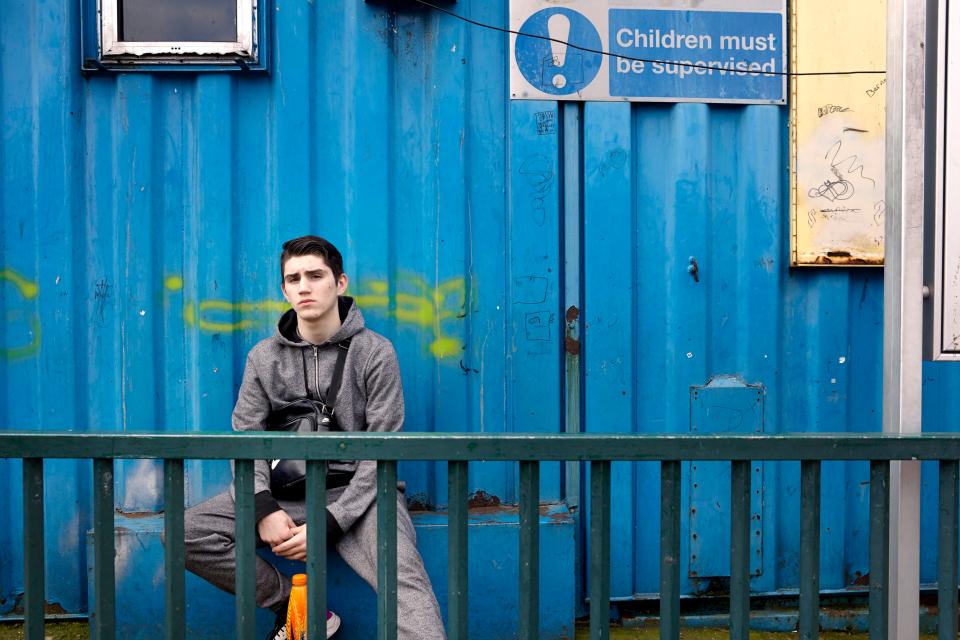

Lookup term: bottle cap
[292,573,307,586]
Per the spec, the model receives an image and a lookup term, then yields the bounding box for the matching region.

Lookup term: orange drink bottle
[286,573,308,640]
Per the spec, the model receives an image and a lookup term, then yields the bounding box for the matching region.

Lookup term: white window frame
[98,0,256,61]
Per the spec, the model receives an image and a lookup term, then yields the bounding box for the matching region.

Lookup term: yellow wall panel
[790,0,886,265]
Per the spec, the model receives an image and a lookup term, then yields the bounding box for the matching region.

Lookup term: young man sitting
[184,235,445,639]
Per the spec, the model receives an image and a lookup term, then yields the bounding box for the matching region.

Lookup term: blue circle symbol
[515,8,602,96]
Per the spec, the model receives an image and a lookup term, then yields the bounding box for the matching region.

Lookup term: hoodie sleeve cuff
[254,490,282,523]
[327,509,345,543]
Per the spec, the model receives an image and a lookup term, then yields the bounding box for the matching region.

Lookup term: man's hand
[257,509,295,547]
[272,524,307,561]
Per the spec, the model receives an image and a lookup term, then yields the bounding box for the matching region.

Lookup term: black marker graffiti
[826,139,876,187]
[873,200,885,226]
[808,179,854,202]
[535,111,556,135]
[519,155,555,227]
[818,104,852,117]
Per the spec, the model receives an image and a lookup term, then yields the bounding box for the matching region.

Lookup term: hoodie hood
[275,296,365,346]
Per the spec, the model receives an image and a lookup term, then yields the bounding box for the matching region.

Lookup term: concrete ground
[572,628,936,639]
[0,621,941,639]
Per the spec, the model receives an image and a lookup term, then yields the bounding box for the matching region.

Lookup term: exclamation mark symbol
[548,13,570,89]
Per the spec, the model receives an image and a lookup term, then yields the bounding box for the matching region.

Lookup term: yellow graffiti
[164,275,183,291]
[1,268,471,362]
[164,277,292,332]
[1,268,41,360]
[185,299,292,332]
[354,272,469,359]
[1,269,39,300]
[165,271,471,361]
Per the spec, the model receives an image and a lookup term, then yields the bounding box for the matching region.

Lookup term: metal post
[589,461,611,640]
[447,460,469,640]
[377,460,398,640]
[870,460,891,640]
[519,461,540,640]
[730,461,751,640]
[659,461,681,640]
[937,460,958,640]
[234,460,256,640]
[23,458,44,640]
[93,459,115,640]
[163,459,185,640]
[799,461,821,640]
[885,0,927,636]
[306,460,327,640]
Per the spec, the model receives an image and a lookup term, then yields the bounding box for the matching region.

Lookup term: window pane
[120,0,238,43]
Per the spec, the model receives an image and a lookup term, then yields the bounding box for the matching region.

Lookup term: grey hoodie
[232,296,404,533]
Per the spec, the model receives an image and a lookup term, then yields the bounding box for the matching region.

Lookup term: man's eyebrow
[285,267,328,280]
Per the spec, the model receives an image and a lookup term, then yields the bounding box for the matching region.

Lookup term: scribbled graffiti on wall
[3,270,470,362]
[789,0,886,266]
[1,268,41,360]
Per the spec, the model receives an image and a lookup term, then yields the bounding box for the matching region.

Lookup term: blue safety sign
[609,10,783,101]
[514,8,603,96]
[510,1,786,104]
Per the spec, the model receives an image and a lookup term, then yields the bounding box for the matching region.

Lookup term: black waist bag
[267,339,350,499]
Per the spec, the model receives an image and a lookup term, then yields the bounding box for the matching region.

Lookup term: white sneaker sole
[327,611,341,638]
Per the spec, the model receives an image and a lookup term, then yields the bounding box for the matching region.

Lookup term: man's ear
[280,280,291,304]
[337,273,349,295]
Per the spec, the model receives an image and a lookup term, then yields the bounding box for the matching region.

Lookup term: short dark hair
[280,235,344,282]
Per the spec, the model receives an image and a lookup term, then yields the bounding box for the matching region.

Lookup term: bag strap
[300,349,310,398]
[322,338,352,414]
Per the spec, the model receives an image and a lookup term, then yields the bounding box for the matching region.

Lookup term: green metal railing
[4,432,960,640]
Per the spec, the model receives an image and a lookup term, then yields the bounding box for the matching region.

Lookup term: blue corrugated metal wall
[1,0,959,621]
[578,100,960,598]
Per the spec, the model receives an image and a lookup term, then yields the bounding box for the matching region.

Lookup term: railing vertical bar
[163,459,185,640]
[519,460,540,640]
[23,458,44,640]
[447,460,469,640]
[799,460,821,640]
[234,459,256,640]
[307,460,328,640]
[659,461,681,640]
[730,460,751,640]
[93,458,115,640]
[377,460,398,640]
[938,459,958,640]
[869,460,890,640]
[589,461,611,640]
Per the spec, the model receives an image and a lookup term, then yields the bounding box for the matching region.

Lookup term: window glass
[119,0,237,42]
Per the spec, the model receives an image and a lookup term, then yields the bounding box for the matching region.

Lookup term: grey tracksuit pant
[184,487,445,639]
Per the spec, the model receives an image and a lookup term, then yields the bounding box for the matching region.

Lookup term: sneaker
[266,605,288,640]
[266,613,288,640]
[326,610,341,637]
[265,605,341,640]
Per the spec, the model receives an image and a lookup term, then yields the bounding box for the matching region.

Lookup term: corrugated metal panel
[580,101,960,598]
[1,0,558,615]
[3,0,960,620]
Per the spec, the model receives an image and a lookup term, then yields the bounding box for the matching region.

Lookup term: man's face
[280,254,348,323]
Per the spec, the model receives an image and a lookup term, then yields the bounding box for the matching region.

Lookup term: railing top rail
[2,431,960,461]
